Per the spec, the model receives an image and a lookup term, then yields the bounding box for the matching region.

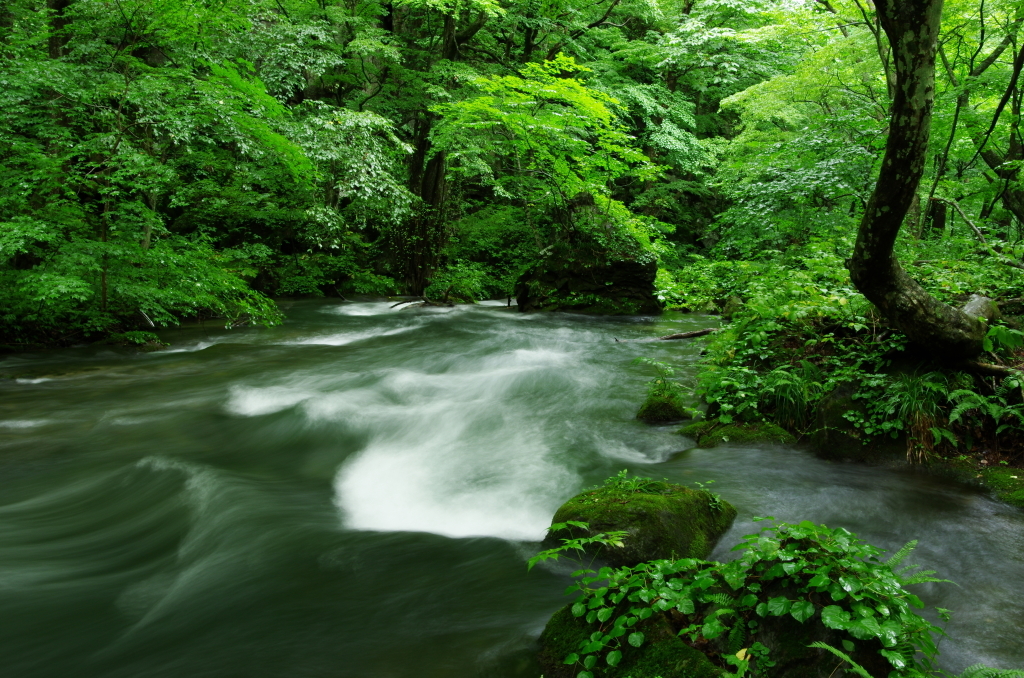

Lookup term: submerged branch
[658,328,718,341]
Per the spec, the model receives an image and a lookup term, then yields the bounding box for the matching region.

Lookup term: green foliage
[601,470,671,495]
[632,357,688,404]
[423,261,488,302]
[528,521,629,571]
[673,235,1024,463]
[534,517,950,678]
[106,331,166,347]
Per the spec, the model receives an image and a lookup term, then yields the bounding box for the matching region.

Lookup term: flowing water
[1,299,1022,677]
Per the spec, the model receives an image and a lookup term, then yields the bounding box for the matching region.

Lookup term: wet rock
[540,480,736,568]
[514,253,662,315]
[680,420,795,448]
[809,385,903,463]
[636,394,689,422]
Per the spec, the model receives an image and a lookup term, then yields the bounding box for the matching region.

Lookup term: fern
[960,664,1024,678]
[885,540,917,568]
[807,642,873,678]
[727,622,747,654]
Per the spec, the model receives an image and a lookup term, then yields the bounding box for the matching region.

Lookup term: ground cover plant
[533,513,952,678]
[532,471,1024,678]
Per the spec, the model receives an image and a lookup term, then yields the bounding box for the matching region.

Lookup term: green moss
[940,458,1024,508]
[679,420,796,448]
[984,467,1024,508]
[538,604,721,678]
[541,481,736,568]
[925,457,1024,509]
[636,394,688,422]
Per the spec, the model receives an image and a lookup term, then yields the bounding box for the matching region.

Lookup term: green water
[1,299,1022,676]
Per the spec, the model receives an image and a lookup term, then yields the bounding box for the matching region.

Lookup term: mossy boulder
[514,229,663,315]
[541,480,736,568]
[636,394,689,422]
[538,603,721,678]
[680,420,795,448]
[809,385,903,463]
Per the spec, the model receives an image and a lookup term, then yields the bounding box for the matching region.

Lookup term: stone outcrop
[515,254,662,315]
[540,480,736,569]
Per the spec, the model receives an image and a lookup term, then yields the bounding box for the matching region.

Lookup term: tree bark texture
[848,0,988,360]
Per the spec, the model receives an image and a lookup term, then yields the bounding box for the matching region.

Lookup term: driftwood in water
[658,328,718,341]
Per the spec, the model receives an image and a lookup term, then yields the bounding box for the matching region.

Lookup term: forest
[6,0,1024,478]
[3,1,1024,676]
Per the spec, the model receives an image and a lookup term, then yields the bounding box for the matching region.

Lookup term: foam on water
[225,385,316,416]
[285,325,417,346]
[331,334,589,540]
[0,420,49,428]
[324,301,402,316]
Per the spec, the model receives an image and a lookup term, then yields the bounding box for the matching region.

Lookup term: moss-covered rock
[680,420,795,448]
[538,603,721,678]
[541,480,736,568]
[808,384,903,463]
[636,394,689,422]
[513,228,663,315]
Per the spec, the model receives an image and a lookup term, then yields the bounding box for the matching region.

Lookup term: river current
[1,299,1021,677]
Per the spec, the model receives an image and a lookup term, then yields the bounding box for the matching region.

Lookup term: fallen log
[658,328,718,341]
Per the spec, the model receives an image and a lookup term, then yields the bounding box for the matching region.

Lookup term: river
[1,299,1021,677]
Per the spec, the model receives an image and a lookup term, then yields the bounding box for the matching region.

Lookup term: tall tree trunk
[397,10,488,294]
[848,0,990,361]
[47,0,73,59]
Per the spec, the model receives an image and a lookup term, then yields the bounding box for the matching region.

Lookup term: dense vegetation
[532,473,1024,677]
[5,0,1024,476]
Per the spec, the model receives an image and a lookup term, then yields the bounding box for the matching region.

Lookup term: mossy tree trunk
[848,0,990,361]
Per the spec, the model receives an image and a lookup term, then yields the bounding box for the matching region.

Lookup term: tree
[847,0,993,361]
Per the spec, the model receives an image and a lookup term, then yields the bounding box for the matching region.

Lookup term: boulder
[541,480,736,568]
[636,394,689,422]
[809,385,903,463]
[680,420,796,448]
[515,253,662,315]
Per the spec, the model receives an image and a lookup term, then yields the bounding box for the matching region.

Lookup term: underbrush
[658,237,1024,479]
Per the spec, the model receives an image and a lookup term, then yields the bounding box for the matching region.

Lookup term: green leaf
[702,618,727,639]
[880,649,907,669]
[584,655,597,669]
[572,603,586,617]
[628,632,645,648]
[563,653,579,665]
[597,607,613,622]
[607,650,622,667]
[820,605,850,630]
[766,596,791,616]
[808,574,830,587]
[790,600,815,623]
